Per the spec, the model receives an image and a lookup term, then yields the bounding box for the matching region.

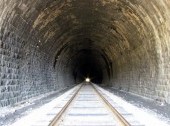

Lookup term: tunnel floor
[104,87,170,119]
[1,84,169,126]
[0,86,75,126]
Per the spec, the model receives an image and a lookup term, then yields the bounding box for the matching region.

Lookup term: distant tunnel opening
[71,49,104,84]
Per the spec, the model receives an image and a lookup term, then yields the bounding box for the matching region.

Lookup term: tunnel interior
[0,0,170,107]
[71,49,104,84]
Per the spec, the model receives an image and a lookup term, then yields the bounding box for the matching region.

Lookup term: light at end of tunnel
[85,78,90,82]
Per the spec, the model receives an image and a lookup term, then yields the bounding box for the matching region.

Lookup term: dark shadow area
[71,49,104,84]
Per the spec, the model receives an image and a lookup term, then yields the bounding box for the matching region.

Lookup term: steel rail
[49,83,131,126]
[92,84,131,126]
[48,84,83,126]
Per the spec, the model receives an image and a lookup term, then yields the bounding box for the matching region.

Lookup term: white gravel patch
[95,84,170,126]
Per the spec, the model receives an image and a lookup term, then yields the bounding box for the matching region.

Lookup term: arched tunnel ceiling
[31,0,154,58]
[2,0,170,56]
[22,0,168,63]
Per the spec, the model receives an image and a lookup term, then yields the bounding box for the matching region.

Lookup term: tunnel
[0,0,170,108]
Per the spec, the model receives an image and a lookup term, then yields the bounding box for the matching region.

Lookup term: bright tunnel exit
[85,77,91,82]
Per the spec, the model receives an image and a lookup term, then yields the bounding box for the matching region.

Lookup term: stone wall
[0,0,74,107]
[111,0,170,104]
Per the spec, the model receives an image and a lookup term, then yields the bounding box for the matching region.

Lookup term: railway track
[48,83,143,126]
